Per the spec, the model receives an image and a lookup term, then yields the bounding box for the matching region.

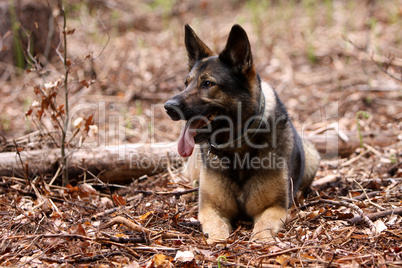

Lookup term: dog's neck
[207,89,266,157]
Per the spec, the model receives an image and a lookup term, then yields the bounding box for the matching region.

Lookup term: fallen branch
[0,131,399,183]
[100,216,190,239]
[39,251,129,264]
[6,233,94,242]
[0,143,181,184]
[300,199,375,233]
[349,207,402,224]
[91,206,129,220]
[255,246,322,262]
[99,232,145,244]
[307,130,399,158]
[132,188,198,197]
[351,191,380,201]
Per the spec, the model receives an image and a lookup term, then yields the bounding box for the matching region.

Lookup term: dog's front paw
[201,220,231,244]
[201,221,231,247]
[250,230,276,244]
[199,206,232,244]
[251,206,286,244]
[205,236,228,246]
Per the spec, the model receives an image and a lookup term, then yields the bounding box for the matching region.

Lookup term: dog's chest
[204,154,254,183]
[203,149,286,182]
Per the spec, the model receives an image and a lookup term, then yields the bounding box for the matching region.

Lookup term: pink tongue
[178,119,203,157]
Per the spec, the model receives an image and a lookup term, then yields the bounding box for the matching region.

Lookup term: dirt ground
[0,0,401,267]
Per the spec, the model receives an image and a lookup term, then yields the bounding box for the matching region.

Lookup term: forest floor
[0,0,401,267]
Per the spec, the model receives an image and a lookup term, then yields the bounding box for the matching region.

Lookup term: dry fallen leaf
[275,254,291,265]
[140,210,155,221]
[174,250,195,263]
[124,261,140,268]
[148,254,173,268]
[372,219,387,235]
[112,194,127,206]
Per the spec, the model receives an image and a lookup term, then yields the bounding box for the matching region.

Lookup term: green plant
[390,154,397,164]
[8,0,24,70]
[323,0,334,25]
[245,0,270,35]
[307,43,318,64]
[147,0,176,28]
[0,115,11,131]
[217,256,227,268]
[135,100,143,115]
[356,111,370,148]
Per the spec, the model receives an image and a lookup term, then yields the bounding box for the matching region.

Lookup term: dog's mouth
[178,112,219,157]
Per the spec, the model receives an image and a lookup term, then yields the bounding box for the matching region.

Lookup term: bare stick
[100,216,190,239]
[353,179,385,210]
[300,199,375,233]
[60,2,70,186]
[349,207,402,223]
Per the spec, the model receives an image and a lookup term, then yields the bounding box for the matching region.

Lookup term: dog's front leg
[198,204,232,243]
[245,169,289,243]
[198,168,238,243]
[251,205,287,243]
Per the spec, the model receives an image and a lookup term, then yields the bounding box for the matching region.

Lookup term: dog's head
[164,24,261,157]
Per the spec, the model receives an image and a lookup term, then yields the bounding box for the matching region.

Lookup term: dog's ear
[185,24,214,70]
[219,25,254,75]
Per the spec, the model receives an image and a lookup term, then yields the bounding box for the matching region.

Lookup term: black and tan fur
[164,24,320,243]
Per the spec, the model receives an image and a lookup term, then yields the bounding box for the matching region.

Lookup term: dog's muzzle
[164,99,183,121]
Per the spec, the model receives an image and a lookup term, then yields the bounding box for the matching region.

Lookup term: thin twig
[353,179,385,210]
[13,140,29,180]
[131,188,198,198]
[341,149,370,167]
[349,207,402,223]
[346,37,402,82]
[57,0,70,186]
[300,199,376,233]
[256,246,321,260]
[100,216,190,239]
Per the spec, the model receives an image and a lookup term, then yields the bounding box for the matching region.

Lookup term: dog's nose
[164,99,183,121]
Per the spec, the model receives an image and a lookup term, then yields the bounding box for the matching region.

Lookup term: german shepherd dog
[164,24,320,243]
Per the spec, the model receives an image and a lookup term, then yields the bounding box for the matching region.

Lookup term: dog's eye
[184,80,189,87]
[202,80,215,88]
